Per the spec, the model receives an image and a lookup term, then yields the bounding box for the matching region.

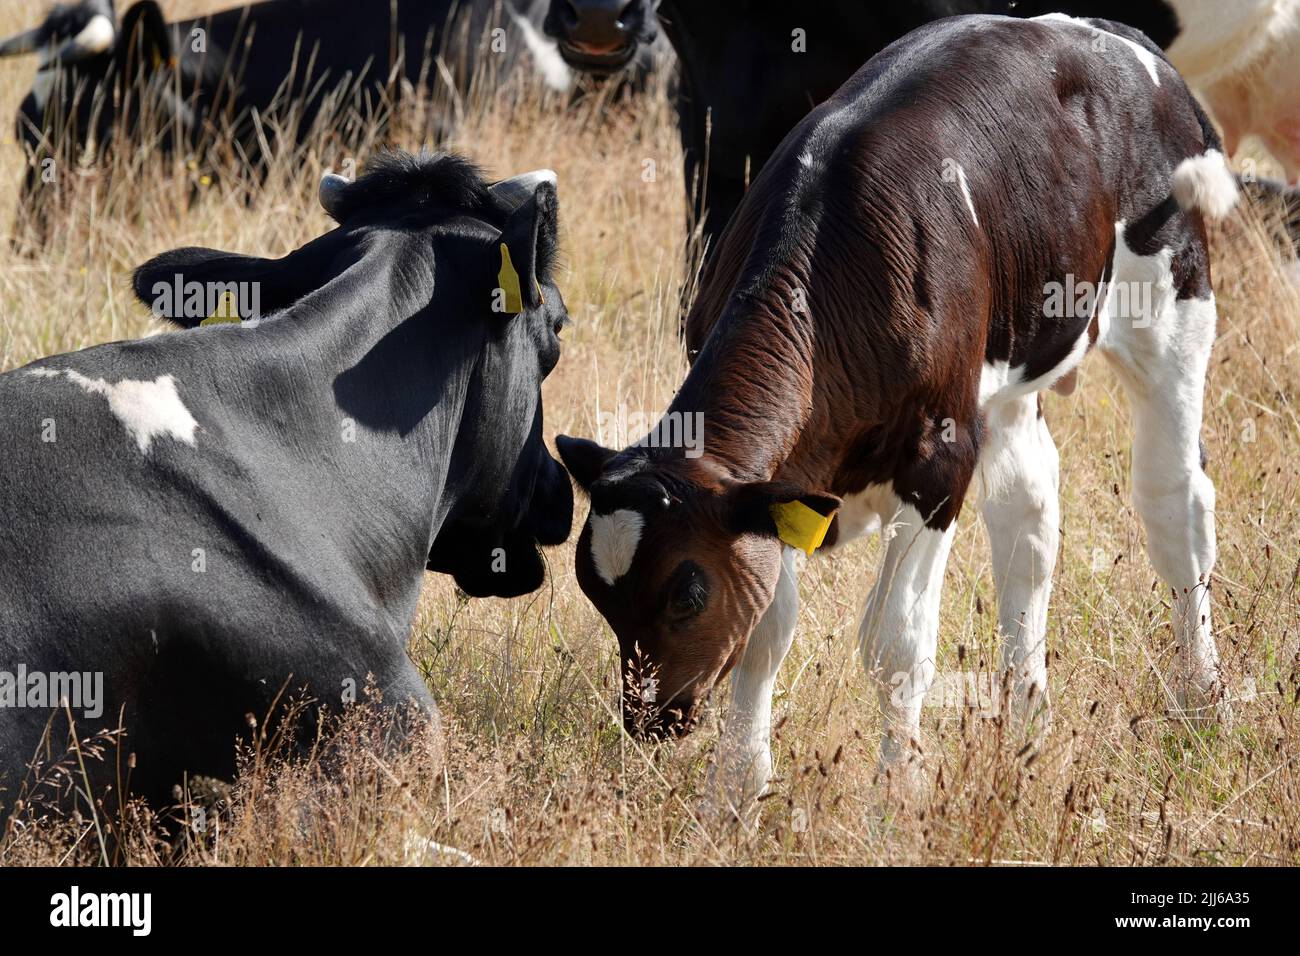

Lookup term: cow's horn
[489,169,557,211]
[0,26,44,58]
[52,14,117,63]
[318,172,351,219]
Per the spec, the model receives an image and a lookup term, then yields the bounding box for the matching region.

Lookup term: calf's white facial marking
[589,508,644,586]
[30,368,199,453]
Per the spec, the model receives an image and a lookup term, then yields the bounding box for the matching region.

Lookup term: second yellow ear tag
[769,499,834,556]
[498,243,524,314]
[200,290,241,326]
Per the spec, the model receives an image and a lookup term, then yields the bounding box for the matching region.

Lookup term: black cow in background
[0,152,573,819]
[0,0,610,234]
[544,0,1299,254]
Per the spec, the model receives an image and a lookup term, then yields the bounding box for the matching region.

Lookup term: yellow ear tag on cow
[200,290,241,326]
[498,243,524,314]
[769,499,833,556]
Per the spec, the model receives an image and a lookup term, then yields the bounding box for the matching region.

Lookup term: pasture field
[0,1,1297,866]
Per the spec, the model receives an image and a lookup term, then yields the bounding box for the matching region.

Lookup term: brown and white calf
[558,14,1238,811]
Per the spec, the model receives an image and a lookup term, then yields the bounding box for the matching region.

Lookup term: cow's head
[542,0,657,73]
[556,438,837,738]
[131,152,574,599]
[0,0,117,65]
[7,2,178,188]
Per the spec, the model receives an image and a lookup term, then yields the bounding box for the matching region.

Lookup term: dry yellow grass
[0,2,1297,866]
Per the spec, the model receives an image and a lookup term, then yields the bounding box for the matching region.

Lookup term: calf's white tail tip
[1172,150,1239,220]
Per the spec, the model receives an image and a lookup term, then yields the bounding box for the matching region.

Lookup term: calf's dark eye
[668,561,709,620]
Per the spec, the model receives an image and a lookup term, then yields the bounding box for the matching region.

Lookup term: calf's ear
[726,481,841,556]
[556,435,616,491]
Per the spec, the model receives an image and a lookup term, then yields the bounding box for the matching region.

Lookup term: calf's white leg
[1102,236,1223,712]
[707,546,800,819]
[977,394,1060,722]
[859,499,956,770]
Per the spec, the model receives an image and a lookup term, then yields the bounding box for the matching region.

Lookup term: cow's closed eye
[666,561,709,626]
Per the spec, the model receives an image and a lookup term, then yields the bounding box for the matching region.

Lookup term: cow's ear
[118,1,171,77]
[496,178,558,313]
[726,481,841,555]
[556,435,616,491]
[132,246,310,328]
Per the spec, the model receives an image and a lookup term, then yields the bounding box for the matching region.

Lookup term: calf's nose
[622,693,697,741]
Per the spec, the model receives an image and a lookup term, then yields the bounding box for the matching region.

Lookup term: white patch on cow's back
[30,368,199,453]
[1035,13,1162,85]
[589,508,644,586]
[955,164,979,227]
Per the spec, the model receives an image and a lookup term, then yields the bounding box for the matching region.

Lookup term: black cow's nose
[564,0,638,54]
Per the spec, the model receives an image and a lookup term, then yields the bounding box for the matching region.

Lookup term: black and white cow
[545,0,1299,250]
[0,0,584,218]
[558,15,1236,814]
[0,152,573,817]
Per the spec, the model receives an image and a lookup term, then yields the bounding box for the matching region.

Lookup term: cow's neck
[243,258,473,624]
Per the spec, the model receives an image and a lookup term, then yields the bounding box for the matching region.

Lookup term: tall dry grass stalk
[0,1,1296,865]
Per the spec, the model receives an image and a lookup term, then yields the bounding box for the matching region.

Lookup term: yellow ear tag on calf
[200,290,241,326]
[769,499,833,556]
[498,243,525,314]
